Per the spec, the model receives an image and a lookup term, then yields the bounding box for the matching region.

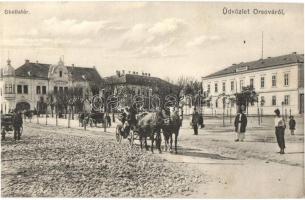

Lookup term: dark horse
[162,109,182,153]
[136,111,164,153]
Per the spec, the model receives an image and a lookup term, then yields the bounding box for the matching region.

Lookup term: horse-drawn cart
[1,114,23,140]
[115,123,138,145]
[79,112,105,128]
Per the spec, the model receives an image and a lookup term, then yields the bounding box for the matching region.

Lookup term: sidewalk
[23,115,118,133]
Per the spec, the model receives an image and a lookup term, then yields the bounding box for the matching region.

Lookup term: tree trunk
[72,106,74,120]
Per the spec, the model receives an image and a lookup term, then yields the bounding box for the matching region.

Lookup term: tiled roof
[203,53,304,79]
[14,62,103,83]
[67,66,103,83]
[105,74,177,89]
[15,62,50,79]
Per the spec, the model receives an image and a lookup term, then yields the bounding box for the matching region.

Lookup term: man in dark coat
[289,116,296,135]
[234,105,247,142]
[191,108,200,135]
[13,111,23,140]
[128,106,137,130]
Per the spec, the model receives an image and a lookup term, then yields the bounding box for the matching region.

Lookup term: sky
[0,2,303,81]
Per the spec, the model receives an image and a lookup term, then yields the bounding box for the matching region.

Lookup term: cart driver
[127,106,137,130]
[119,108,127,125]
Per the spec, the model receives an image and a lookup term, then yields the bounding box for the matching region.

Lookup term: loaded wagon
[78,112,105,128]
[1,114,23,140]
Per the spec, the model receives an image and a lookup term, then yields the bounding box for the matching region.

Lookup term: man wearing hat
[274,109,286,154]
[13,110,23,140]
[234,105,247,142]
[191,107,200,135]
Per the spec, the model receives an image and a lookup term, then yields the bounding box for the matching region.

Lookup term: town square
[0,1,304,198]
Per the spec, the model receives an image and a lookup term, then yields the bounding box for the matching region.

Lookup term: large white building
[0,58,103,114]
[202,53,304,116]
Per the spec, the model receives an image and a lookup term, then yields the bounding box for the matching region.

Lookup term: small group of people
[233,104,297,154]
[190,104,297,155]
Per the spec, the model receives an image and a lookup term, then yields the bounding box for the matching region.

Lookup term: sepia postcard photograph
[0,0,304,198]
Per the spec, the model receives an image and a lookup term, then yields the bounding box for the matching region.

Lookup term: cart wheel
[20,127,23,136]
[115,126,122,143]
[1,129,6,140]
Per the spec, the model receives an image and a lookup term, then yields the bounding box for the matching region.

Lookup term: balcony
[3,92,16,100]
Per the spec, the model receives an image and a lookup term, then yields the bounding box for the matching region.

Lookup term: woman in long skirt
[274,109,286,154]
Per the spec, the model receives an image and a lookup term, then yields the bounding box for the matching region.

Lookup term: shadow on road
[285,152,304,154]
[177,147,237,160]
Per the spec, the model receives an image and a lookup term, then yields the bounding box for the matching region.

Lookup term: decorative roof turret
[1,59,15,77]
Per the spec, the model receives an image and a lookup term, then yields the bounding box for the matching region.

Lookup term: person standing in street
[274,109,286,154]
[191,108,200,135]
[234,105,247,142]
[13,110,23,140]
[289,116,296,135]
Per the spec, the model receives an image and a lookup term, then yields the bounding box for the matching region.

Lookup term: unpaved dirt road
[2,116,304,198]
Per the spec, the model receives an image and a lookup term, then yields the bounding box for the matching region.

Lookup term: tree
[235,85,258,115]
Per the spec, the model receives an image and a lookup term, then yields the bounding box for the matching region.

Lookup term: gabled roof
[67,66,103,83]
[203,53,304,79]
[15,62,50,79]
[14,62,103,83]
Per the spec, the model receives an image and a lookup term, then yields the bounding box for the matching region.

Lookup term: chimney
[116,70,121,77]
[128,71,131,74]
[292,52,297,54]
[93,65,96,69]
[148,73,151,77]
[36,60,39,64]
[142,72,144,75]
[122,70,125,75]
[72,64,75,67]
[25,59,30,64]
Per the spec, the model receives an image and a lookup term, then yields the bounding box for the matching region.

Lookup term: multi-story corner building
[202,52,304,116]
[0,58,103,114]
[104,70,177,109]
[105,70,176,96]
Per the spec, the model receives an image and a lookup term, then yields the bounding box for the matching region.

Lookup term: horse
[24,110,33,119]
[136,111,164,153]
[162,109,182,153]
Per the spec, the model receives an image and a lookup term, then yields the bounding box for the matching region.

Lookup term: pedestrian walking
[106,114,111,127]
[234,105,247,142]
[191,108,200,135]
[274,109,286,154]
[289,116,296,135]
[13,111,23,140]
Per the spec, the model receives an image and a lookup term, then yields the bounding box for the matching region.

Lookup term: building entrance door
[16,102,30,111]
